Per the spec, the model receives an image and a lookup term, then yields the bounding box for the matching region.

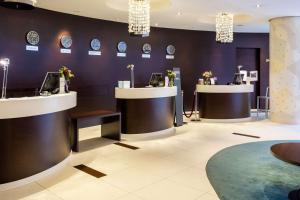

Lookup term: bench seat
[70,110,121,152]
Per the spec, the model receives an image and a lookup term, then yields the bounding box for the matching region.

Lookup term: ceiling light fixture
[1,0,37,10]
[216,12,234,43]
[128,0,150,37]
[256,4,261,8]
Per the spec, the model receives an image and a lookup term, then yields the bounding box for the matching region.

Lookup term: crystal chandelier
[128,0,150,36]
[216,12,234,43]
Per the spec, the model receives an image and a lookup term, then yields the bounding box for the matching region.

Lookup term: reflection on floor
[74,164,107,178]
[1,116,300,200]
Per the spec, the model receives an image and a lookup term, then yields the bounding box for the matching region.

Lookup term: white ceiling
[36,0,300,33]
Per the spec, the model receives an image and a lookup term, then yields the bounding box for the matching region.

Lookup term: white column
[269,17,300,124]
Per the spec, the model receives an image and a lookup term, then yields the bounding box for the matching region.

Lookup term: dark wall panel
[0,7,269,111]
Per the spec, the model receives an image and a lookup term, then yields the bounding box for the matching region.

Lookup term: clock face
[142,43,151,54]
[26,31,39,46]
[117,41,127,53]
[60,35,72,49]
[166,45,176,55]
[91,38,101,51]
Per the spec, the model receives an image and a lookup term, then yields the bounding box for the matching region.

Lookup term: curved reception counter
[115,87,177,135]
[196,85,254,122]
[0,92,77,185]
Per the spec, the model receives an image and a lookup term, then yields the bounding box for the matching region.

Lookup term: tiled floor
[2,116,300,200]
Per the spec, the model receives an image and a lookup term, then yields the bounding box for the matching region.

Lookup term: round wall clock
[166,45,176,55]
[142,43,152,54]
[60,35,72,49]
[117,41,127,53]
[91,38,101,51]
[26,31,39,46]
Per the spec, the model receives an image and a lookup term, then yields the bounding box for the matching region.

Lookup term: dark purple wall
[0,7,269,111]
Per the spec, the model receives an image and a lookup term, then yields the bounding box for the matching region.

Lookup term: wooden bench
[70,110,121,152]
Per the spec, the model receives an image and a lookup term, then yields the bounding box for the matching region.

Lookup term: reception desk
[0,92,77,184]
[115,87,177,135]
[196,85,254,122]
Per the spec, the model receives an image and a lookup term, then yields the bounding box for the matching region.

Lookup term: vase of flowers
[166,70,176,87]
[202,71,213,85]
[59,66,75,93]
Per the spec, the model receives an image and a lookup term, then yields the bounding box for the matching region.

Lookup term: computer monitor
[149,73,163,87]
[39,72,60,94]
[249,71,258,81]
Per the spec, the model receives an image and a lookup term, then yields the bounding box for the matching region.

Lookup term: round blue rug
[206,140,300,200]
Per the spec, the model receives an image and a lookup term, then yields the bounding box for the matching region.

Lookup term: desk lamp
[0,58,10,99]
[127,64,135,88]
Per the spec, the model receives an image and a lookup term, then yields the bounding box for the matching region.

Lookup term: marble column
[269,17,300,124]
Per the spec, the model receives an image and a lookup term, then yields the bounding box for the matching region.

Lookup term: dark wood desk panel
[198,93,251,119]
[117,97,175,134]
[0,111,71,184]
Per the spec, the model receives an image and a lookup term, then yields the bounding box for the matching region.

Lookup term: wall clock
[91,38,101,51]
[117,41,127,53]
[166,45,176,55]
[60,35,72,49]
[26,31,39,46]
[142,43,152,54]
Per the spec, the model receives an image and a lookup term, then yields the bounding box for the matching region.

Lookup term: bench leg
[101,116,121,141]
[71,119,79,152]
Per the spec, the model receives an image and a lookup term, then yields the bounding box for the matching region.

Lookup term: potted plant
[59,66,75,93]
[202,71,213,85]
[166,70,176,87]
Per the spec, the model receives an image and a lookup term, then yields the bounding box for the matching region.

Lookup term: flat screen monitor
[39,72,60,94]
[149,73,163,87]
[249,71,258,81]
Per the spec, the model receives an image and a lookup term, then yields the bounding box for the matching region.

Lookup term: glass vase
[59,77,66,94]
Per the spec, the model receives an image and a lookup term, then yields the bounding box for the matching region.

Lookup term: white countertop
[115,87,177,99]
[0,92,77,119]
[196,85,254,93]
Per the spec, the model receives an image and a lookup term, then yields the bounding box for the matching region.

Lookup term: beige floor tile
[133,158,189,178]
[37,166,96,190]
[102,167,164,192]
[0,183,61,200]
[116,193,144,200]
[167,166,211,192]
[51,180,126,200]
[107,150,164,168]
[196,192,220,200]
[134,179,205,200]
[87,156,131,174]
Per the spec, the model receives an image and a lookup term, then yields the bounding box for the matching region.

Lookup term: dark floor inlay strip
[114,142,139,150]
[74,164,106,178]
[232,132,260,139]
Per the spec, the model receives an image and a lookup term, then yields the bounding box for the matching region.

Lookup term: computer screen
[39,72,60,94]
[149,73,163,87]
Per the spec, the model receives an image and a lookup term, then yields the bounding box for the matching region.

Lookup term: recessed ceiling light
[256,4,261,8]
[177,12,181,16]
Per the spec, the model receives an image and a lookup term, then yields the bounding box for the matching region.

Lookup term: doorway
[236,48,260,109]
